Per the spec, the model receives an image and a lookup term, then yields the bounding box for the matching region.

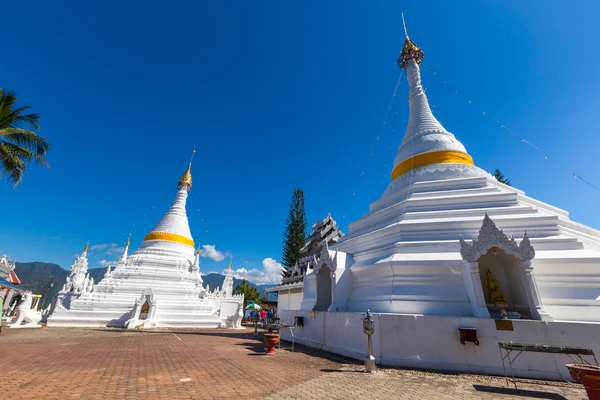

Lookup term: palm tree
[0,89,50,187]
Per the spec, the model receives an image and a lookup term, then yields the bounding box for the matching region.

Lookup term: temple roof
[279,213,343,286]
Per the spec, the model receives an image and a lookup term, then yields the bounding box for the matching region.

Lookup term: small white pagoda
[47,159,243,329]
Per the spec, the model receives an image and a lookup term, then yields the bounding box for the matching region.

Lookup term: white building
[268,213,343,312]
[280,29,600,380]
[47,161,243,329]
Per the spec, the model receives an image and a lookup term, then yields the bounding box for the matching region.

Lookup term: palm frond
[12,112,40,130]
[0,88,50,187]
[0,89,18,114]
[0,128,51,157]
[0,107,40,130]
[0,142,26,187]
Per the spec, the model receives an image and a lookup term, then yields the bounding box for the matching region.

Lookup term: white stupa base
[47,249,244,329]
[280,310,600,381]
[47,291,236,329]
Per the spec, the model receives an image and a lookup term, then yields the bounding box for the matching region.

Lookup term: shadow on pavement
[92,327,257,340]
[91,327,360,365]
[473,384,568,400]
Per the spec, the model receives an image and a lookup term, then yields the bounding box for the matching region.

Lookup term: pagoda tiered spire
[142,153,196,249]
[390,17,474,182]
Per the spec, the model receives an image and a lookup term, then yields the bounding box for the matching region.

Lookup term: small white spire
[82,241,90,257]
[119,234,131,264]
[193,247,201,269]
[104,264,112,279]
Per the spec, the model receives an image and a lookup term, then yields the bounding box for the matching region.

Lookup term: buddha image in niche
[485,269,508,304]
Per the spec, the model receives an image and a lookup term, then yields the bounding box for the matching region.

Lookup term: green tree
[0,89,51,187]
[281,188,307,278]
[493,168,511,186]
[234,280,265,309]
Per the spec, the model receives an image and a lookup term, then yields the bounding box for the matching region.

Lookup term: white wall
[278,289,303,311]
[280,310,600,381]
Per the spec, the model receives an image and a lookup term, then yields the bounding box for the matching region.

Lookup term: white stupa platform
[281,28,600,380]
[47,161,243,329]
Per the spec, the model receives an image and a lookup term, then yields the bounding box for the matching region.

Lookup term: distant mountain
[14,262,67,305]
[13,263,279,307]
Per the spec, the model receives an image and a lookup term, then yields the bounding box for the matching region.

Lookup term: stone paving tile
[0,327,588,400]
[1,327,344,400]
[268,365,587,400]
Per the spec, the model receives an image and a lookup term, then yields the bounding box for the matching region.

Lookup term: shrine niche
[312,244,337,312]
[478,248,531,319]
[124,288,158,329]
[314,265,332,311]
[459,214,549,321]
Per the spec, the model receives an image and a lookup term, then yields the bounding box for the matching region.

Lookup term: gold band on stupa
[391,150,474,181]
[143,232,195,247]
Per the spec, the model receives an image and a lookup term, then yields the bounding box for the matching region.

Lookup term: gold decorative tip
[228,261,232,269]
[83,243,89,253]
[178,164,193,190]
[398,37,424,68]
[195,247,201,255]
[397,15,424,68]
[178,148,196,190]
[125,234,131,247]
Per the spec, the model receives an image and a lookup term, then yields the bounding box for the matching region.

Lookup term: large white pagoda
[299,30,600,323]
[47,161,243,328]
[282,26,600,380]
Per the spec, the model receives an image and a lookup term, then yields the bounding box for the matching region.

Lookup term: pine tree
[281,188,307,278]
[493,168,511,186]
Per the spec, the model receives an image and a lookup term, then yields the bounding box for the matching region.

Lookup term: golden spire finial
[178,147,196,190]
[83,241,89,253]
[398,14,424,69]
[228,260,232,269]
[125,234,131,247]
[195,247,201,255]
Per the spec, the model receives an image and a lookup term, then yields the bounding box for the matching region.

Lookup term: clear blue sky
[1,1,599,283]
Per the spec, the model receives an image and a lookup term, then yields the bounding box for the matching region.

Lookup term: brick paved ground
[1,327,587,399]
